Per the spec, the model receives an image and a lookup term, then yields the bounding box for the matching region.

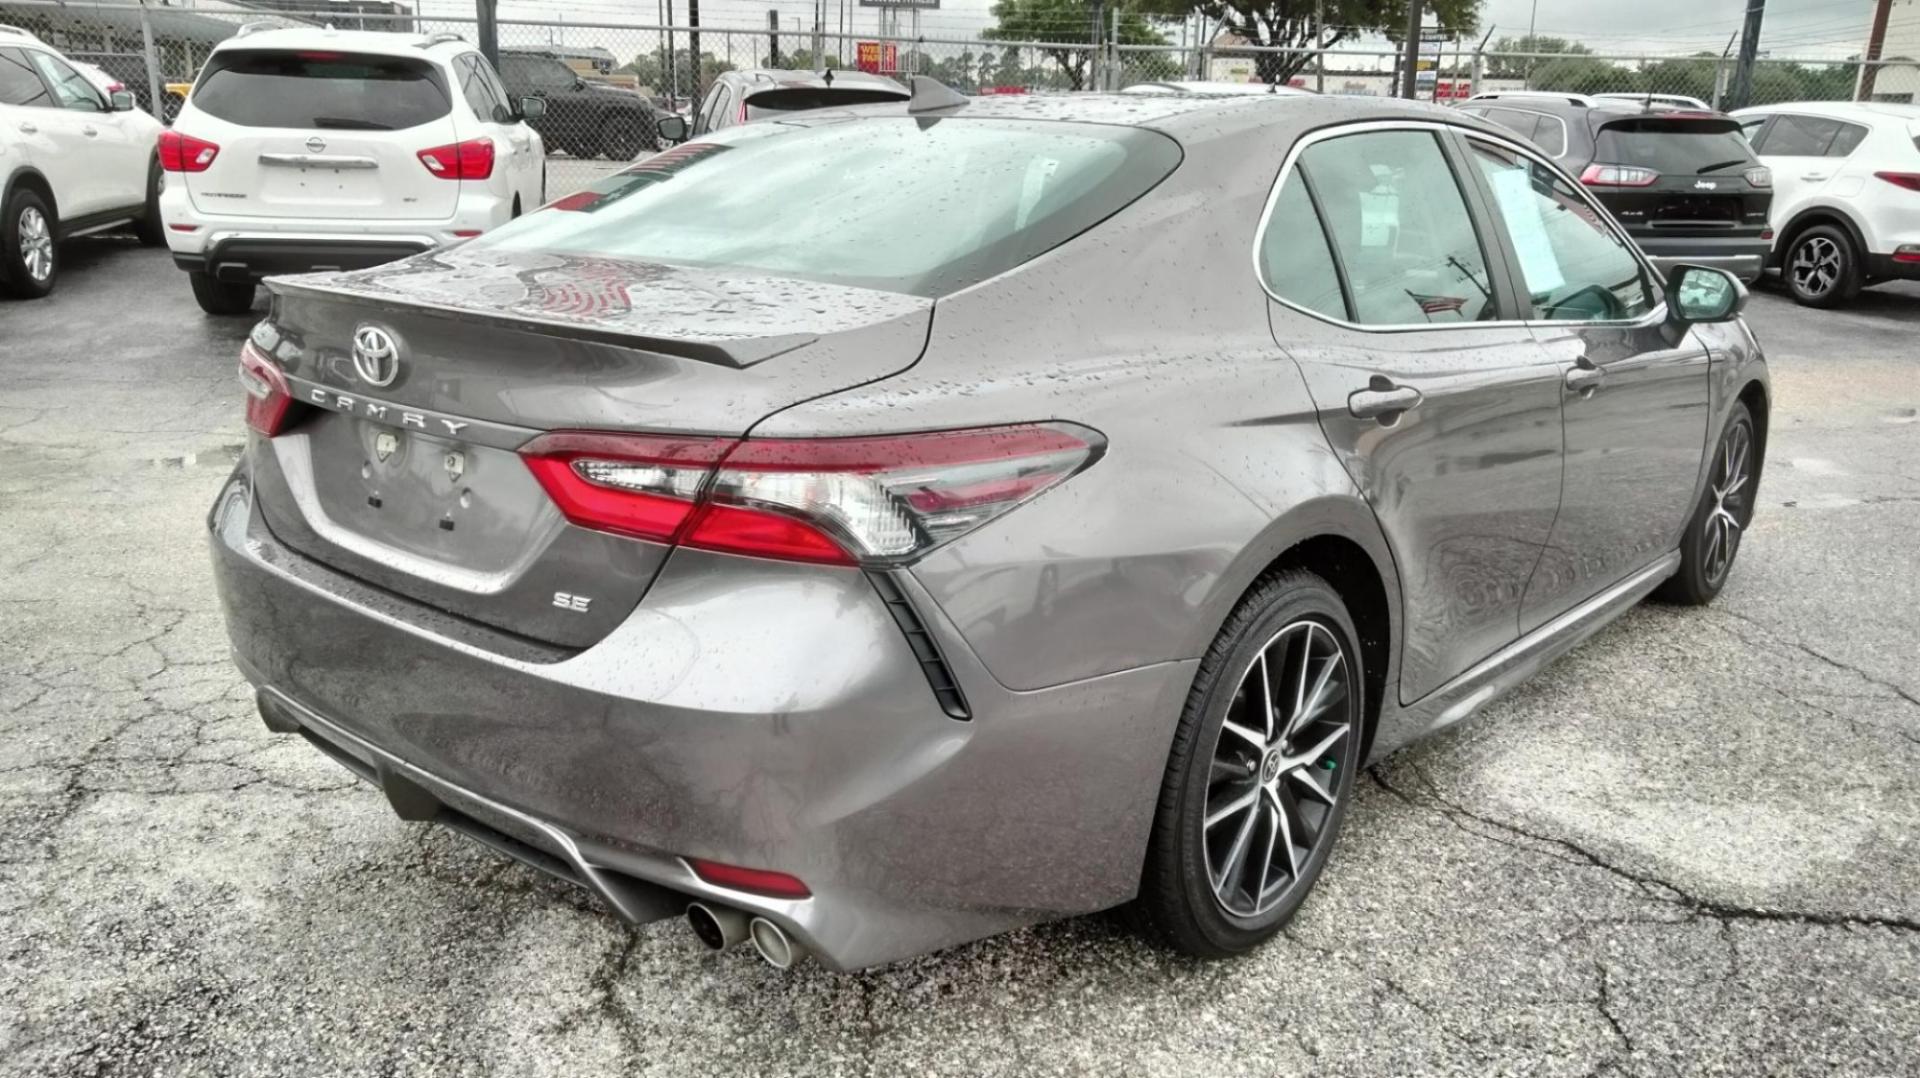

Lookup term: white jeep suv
[1,25,165,299]
[162,27,546,314]
[1732,101,1920,307]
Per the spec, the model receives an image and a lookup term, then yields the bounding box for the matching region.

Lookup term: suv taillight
[417,137,494,180]
[519,424,1104,566]
[1874,171,1920,192]
[158,130,219,172]
[238,341,295,436]
[1744,166,1771,188]
[1580,164,1658,187]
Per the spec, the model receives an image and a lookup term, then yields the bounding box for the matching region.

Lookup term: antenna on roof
[906,75,967,113]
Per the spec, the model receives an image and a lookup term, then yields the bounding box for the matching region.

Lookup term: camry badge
[374,431,398,462]
[351,325,401,388]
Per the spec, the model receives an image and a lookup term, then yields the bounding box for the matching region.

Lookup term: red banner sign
[855,41,898,74]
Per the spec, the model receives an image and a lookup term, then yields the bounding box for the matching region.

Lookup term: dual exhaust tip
[686,901,799,970]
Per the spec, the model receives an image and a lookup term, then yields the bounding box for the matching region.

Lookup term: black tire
[1783,223,1861,308]
[189,271,257,316]
[600,114,643,161]
[1656,401,1759,606]
[1130,569,1366,958]
[0,186,57,299]
[134,158,165,247]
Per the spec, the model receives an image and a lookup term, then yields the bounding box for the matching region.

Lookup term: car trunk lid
[1588,114,1771,238]
[249,248,932,648]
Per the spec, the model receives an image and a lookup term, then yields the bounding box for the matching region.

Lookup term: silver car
[210,90,1768,971]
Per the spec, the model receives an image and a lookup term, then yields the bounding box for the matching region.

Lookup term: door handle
[17,121,35,134]
[82,126,98,137]
[1799,172,1830,181]
[1565,357,1606,395]
[1348,377,1423,421]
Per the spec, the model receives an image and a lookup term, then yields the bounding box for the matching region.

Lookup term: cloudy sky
[415,0,1885,61]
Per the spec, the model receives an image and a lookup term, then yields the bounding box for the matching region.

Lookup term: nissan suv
[1459,92,1773,280]
[161,27,547,315]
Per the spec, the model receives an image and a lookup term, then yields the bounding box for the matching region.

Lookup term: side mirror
[573,76,588,91]
[517,95,547,121]
[110,90,137,112]
[656,114,688,143]
[1666,265,1747,325]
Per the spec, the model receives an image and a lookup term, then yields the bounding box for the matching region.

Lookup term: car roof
[210,27,470,57]
[0,23,46,46]
[1121,80,1313,97]
[1733,100,1920,122]
[722,68,910,95]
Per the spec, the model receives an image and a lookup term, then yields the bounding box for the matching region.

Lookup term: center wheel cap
[1260,749,1284,784]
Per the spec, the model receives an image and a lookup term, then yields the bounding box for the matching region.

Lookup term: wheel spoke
[1269,786,1299,881]
[1253,801,1279,904]
[1215,795,1260,893]
[1210,756,1252,784]
[1292,723,1349,766]
[1257,651,1276,741]
[1221,718,1265,751]
[1288,653,1341,741]
[1287,763,1337,806]
[1205,787,1259,830]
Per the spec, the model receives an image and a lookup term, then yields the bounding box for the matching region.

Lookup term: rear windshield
[192,50,450,130]
[1594,119,1755,175]
[744,87,908,117]
[470,118,1182,297]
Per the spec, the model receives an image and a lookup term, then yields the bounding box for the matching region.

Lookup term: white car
[1732,101,1920,307]
[0,24,165,298]
[162,27,547,315]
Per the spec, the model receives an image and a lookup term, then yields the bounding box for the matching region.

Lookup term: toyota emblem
[351,325,401,388]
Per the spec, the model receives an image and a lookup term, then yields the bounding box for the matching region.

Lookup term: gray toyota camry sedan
[209,88,1768,971]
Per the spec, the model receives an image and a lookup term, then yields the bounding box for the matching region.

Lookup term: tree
[984,0,1167,91]
[622,49,735,100]
[1483,34,1590,80]
[762,48,845,70]
[1132,0,1480,85]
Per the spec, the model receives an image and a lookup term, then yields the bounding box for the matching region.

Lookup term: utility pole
[689,0,702,101]
[1314,0,1325,93]
[1398,1,1424,99]
[1859,0,1893,100]
[476,0,498,68]
[768,10,780,67]
[1728,0,1767,111]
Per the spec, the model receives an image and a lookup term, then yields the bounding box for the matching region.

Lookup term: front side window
[1291,130,1498,325]
[1470,140,1654,322]
[1258,173,1346,320]
[192,50,451,130]
[0,47,50,107]
[27,50,103,111]
[471,118,1181,298]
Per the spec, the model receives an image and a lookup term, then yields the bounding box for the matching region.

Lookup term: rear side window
[192,50,450,130]
[0,47,49,107]
[744,87,907,118]
[1595,119,1755,174]
[1285,130,1498,325]
[471,118,1181,298]
[1754,113,1844,156]
[1828,122,1868,156]
[1258,176,1347,320]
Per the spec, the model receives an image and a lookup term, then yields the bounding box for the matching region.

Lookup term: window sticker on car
[1485,163,1567,294]
[1359,190,1397,247]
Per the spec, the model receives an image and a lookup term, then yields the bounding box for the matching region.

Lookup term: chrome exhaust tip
[686,902,749,951]
[748,916,798,970]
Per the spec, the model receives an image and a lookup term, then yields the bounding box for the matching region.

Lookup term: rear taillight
[1580,164,1658,187]
[1874,171,1920,192]
[158,130,219,172]
[417,137,494,180]
[238,341,294,436]
[1744,166,1771,188]
[519,423,1104,566]
[686,858,811,899]
[1893,245,1920,264]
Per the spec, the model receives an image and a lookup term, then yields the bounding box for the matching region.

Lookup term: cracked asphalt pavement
[3,241,1917,1077]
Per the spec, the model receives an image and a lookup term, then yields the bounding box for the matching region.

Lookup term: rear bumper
[173,237,433,283]
[1865,252,1920,282]
[1634,234,1770,282]
[207,467,1193,969]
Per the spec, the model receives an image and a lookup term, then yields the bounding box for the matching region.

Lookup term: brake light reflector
[158,130,219,172]
[238,341,294,436]
[518,423,1104,565]
[687,858,812,900]
[1580,164,1658,187]
[1874,170,1920,192]
[417,137,495,180]
[1744,166,1771,188]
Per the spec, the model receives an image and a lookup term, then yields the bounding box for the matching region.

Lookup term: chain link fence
[4,0,1910,195]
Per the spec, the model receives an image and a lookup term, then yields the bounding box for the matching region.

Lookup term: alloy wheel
[1202,619,1356,918]
[1703,419,1753,584]
[18,206,53,283]
[1789,235,1841,298]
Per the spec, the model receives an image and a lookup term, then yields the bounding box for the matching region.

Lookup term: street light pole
[1399,1,1424,99]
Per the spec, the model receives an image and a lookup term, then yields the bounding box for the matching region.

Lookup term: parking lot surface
[2,241,1917,1077]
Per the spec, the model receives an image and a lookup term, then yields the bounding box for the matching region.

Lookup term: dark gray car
[209,91,1769,970]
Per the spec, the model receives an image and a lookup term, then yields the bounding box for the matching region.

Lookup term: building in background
[1862,0,1919,102]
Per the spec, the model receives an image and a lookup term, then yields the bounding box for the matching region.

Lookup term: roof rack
[234,20,287,37]
[420,31,465,46]
[0,22,41,40]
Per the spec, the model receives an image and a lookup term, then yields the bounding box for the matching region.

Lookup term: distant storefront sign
[856,42,899,74]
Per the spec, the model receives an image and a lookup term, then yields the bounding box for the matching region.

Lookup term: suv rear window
[192,50,450,130]
[472,118,1181,297]
[744,87,907,118]
[1593,118,1755,176]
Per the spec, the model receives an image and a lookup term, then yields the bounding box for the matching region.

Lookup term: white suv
[162,27,546,314]
[1732,101,1920,307]
[1,25,165,299]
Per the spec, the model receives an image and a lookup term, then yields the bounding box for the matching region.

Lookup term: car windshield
[470,117,1182,297]
[191,50,450,130]
[1594,119,1755,175]
[744,87,907,117]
